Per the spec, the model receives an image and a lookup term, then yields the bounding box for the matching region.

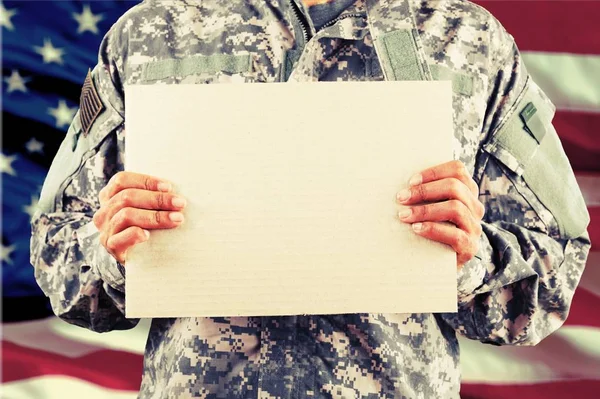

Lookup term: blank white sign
[124,81,457,318]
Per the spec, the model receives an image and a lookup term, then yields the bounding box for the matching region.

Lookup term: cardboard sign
[124,81,457,318]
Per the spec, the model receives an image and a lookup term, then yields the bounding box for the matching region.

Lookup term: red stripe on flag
[555,111,600,155]
[564,287,600,328]
[555,111,600,172]
[461,380,600,399]
[563,144,600,172]
[1,341,143,391]
[472,1,600,55]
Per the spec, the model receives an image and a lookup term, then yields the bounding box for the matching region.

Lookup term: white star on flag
[23,195,40,219]
[34,38,65,64]
[4,70,30,93]
[73,4,104,35]
[1,153,17,176]
[1,244,17,265]
[25,138,44,154]
[48,100,77,129]
[0,2,17,31]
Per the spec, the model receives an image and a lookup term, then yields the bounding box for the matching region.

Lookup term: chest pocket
[139,53,257,84]
[482,77,589,239]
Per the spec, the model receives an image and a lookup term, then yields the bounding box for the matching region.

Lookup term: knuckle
[429,168,438,182]
[112,172,126,190]
[121,207,135,222]
[421,221,432,233]
[144,176,154,191]
[449,178,463,196]
[99,231,108,248]
[156,192,166,209]
[462,235,473,251]
[416,184,427,201]
[456,234,468,251]
[113,207,130,226]
[92,212,101,228]
[448,199,463,214]
[99,189,110,205]
[106,236,118,251]
[454,160,466,175]
[154,211,162,225]
[116,190,131,207]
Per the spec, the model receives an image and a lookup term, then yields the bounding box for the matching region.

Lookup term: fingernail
[143,229,150,239]
[169,212,184,222]
[158,182,171,192]
[172,196,186,208]
[412,222,423,232]
[409,174,422,186]
[396,189,411,202]
[398,209,411,219]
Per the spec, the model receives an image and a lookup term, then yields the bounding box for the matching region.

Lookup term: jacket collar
[287,0,418,41]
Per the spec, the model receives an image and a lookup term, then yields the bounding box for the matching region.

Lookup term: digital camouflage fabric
[30,0,591,398]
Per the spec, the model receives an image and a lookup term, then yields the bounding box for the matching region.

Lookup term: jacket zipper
[320,12,364,30]
[290,0,312,43]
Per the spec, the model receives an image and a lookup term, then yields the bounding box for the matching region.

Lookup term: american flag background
[1,1,599,398]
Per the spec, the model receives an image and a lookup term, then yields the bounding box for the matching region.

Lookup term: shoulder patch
[79,69,104,137]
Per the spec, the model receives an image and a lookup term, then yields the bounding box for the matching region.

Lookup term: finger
[397,178,485,219]
[105,226,150,265]
[108,207,184,236]
[398,200,482,235]
[93,208,106,230]
[409,160,479,197]
[411,221,479,266]
[103,171,173,201]
[103,188,186,224]
[99,186,109,207]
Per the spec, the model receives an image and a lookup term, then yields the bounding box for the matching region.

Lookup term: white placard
[124,81,457,317]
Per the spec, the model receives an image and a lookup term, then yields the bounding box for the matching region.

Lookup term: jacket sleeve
[441,29,591,346]
[29,26,136,333]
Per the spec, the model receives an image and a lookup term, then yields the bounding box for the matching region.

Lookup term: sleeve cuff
[75,220,125,292]
[456,231,492,298]
[95,243,126,291]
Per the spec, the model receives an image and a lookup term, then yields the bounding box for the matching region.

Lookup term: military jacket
[30,1,591,398]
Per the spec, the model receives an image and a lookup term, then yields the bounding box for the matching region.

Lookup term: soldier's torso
[99,1,512,397]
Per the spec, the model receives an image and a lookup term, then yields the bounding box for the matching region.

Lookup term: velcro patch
[519,101,546,144]
[80,69,104,137]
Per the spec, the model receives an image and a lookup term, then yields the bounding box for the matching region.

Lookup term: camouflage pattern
[30,0,591,398]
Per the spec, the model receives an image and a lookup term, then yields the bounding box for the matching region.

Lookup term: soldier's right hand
[92,171,186,265]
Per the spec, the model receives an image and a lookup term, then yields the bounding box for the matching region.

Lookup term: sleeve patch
[80,69,104,137]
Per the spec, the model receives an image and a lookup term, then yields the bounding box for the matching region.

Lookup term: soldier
[30,1,591,398]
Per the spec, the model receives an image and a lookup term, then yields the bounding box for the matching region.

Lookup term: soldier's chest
[122,6,485,172]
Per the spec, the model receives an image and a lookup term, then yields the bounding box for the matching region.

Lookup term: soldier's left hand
[396,160,485,269]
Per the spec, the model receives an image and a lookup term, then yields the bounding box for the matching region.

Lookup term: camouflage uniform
[30,0,591,398]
